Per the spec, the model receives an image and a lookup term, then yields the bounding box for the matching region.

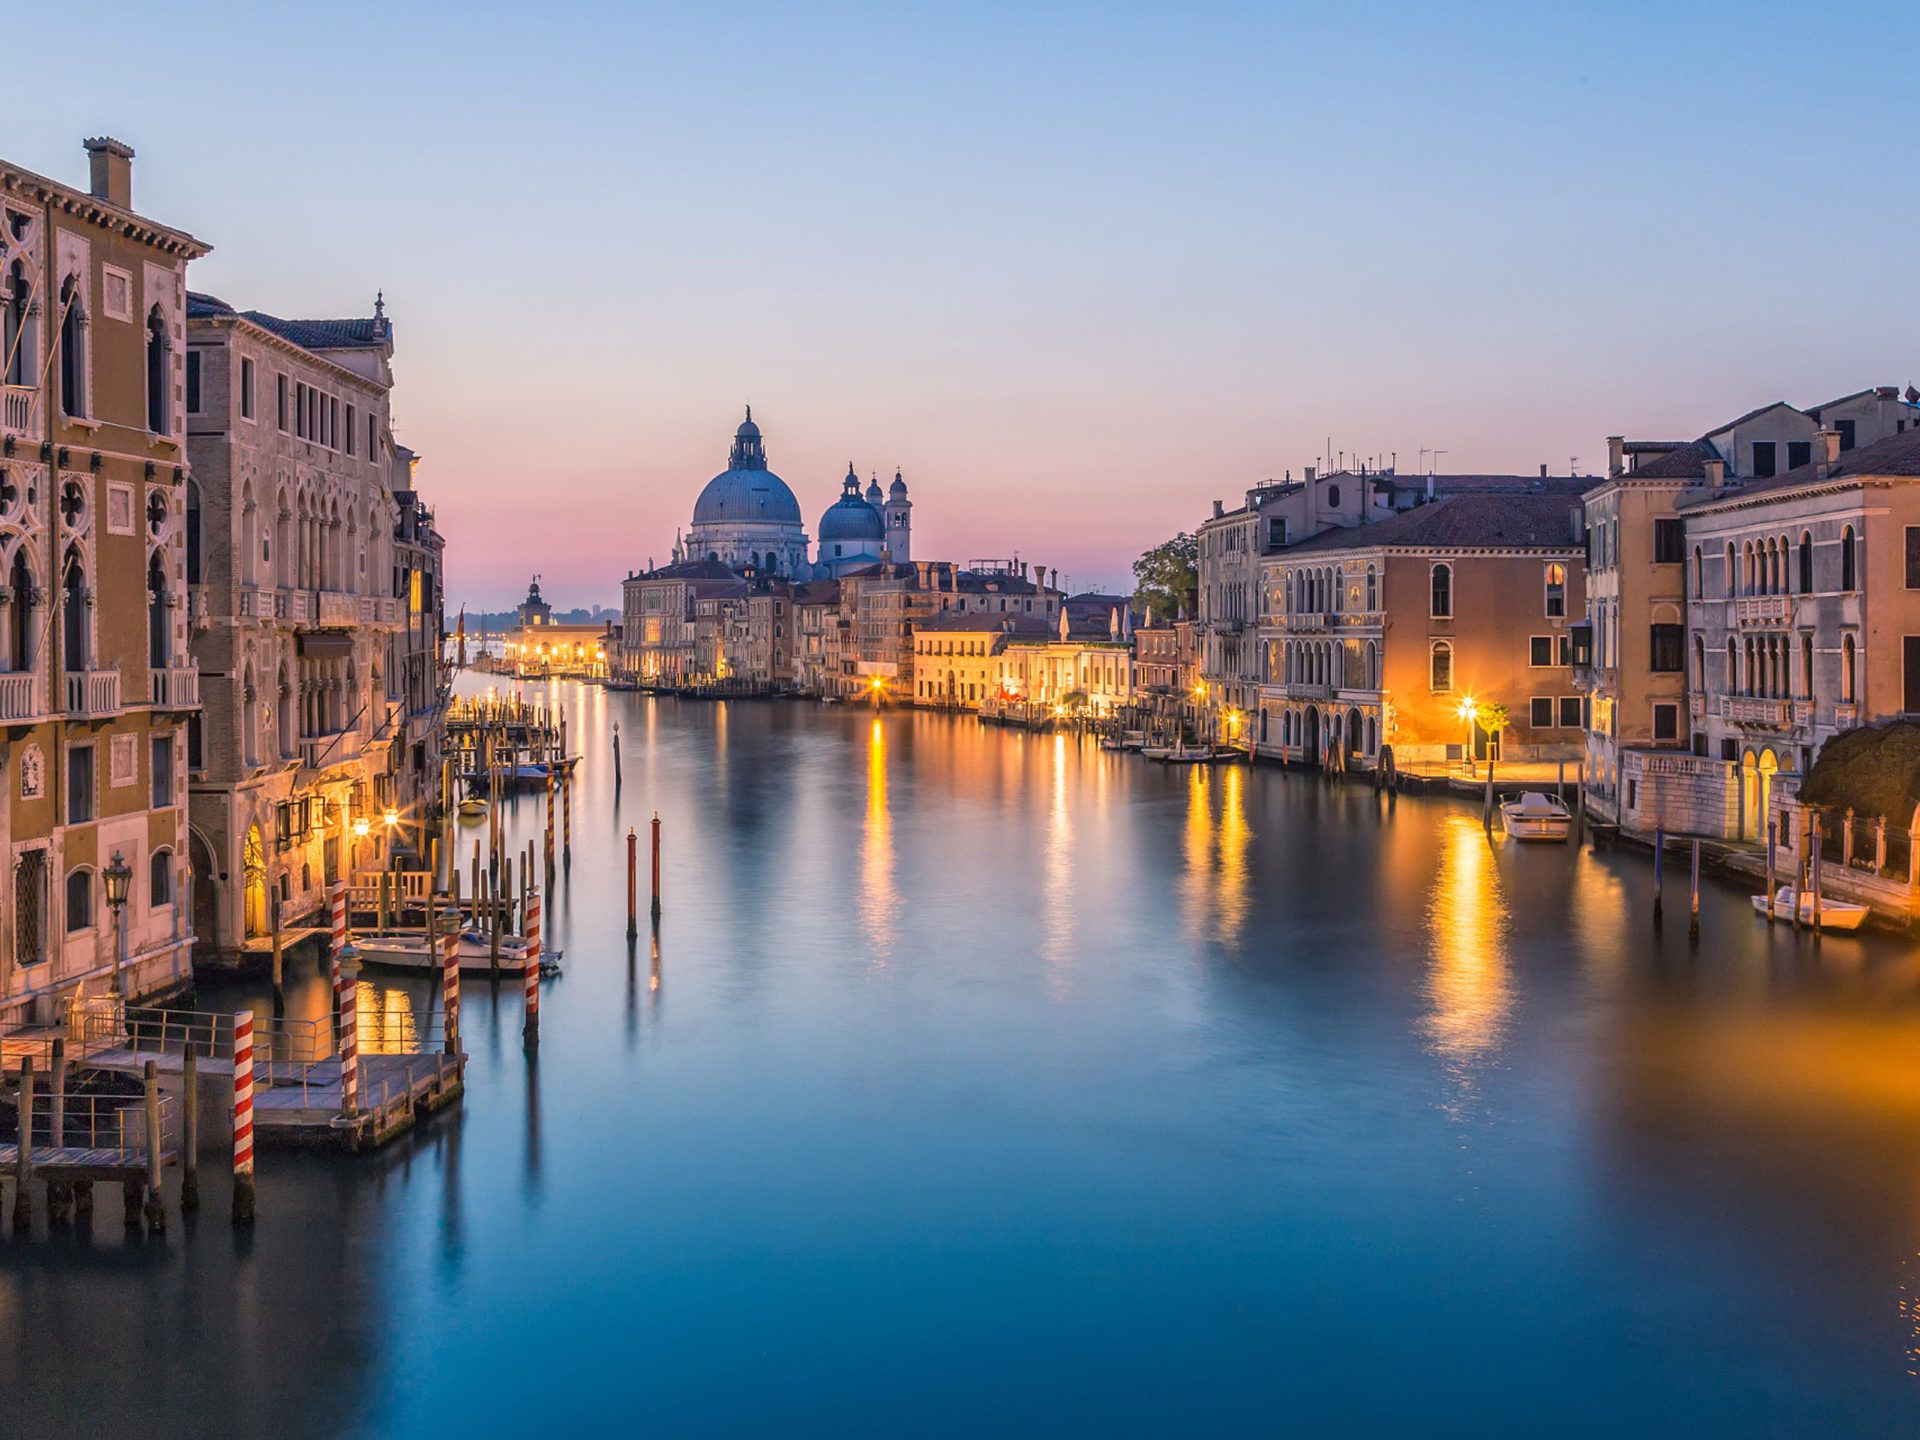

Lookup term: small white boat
[1750,886,1870,931]
[457,796,488,820]
[1500,791,1573,841]
[355,928,559,974]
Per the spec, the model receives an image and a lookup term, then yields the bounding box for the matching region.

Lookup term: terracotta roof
[914,613,1053,635]
[1624,439,1717,480]
[1678,429,1920,510]
[1380,473,1593,495]
[1277,494,1578,555]
[1706,400,1799,434]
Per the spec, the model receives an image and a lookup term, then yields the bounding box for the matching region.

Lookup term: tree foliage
[1132,532,1198,621]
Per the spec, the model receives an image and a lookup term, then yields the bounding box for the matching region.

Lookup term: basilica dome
[692,409,803,527]
[820,465,885,543]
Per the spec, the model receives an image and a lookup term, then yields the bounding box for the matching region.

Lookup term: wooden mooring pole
[1688,838,1701,942]
[142,1060,165,1234]
[46,1037,70,1227]
[269,892,284,993]
[1652,826,1665,925]
[562,768,572,868]
[627,827,638,938]
[651,812,662,919]
[1811,810,1825,938]
[1765,820,1778,924]
[523,888,541,1052]
[12,1056,33,1234]
[613,721,622,789]
[181,1045,200,1213]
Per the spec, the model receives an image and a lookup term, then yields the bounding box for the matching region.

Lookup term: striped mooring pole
[562,770,572,868]
[544,764,556,878]
[337,942,360,1118]
[441,911,462,1056]
[523,888,541,1051]
[232,1009,257,1223]
[330,879,348,952]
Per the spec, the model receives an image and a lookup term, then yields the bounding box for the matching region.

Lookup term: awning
[297,633,354,658]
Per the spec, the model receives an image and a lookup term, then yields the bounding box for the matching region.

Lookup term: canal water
[7,678,1920,1436]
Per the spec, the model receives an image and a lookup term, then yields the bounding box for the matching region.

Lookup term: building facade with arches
[183,289,414,961]
[1254,495,1586,771]
[0,139,208,1023]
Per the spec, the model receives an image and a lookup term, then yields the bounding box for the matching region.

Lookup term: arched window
[1692,546,1704,600]
[65,866,93,934]
[145,306,170,435]
[58,276,86,419]
[1724,542,1735,598]
[1366,639,1379,689]
[1725,638,1737,689]
[1327,484,1341,508]
[1801,634,1813,698]
[1544,562,1567,617]
[1841,526,1857,590]
[1742,542,1754,596]
[1843,634,1857,703]
[1798,532,1813,593]
[1692,635,1704,688]
[1430,640,1453,692]
[277,663,294,756]
[1430,563,1452,619]
[1365,565,1377,611]
[3,261,32,388]
[4,546,34,675]
[147,550,169,670]
[150,848,173,909]
[61,550,88,673]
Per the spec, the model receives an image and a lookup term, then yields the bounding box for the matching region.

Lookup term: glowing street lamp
[103,850,132,997]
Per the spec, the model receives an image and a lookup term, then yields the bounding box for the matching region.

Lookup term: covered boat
[1750,887,1869,931]
[1500,791,1572,841]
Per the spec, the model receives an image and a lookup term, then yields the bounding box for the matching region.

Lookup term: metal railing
[8,1091,177,1156]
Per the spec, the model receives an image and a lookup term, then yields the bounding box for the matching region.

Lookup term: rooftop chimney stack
[1539,463,1549,480]
[83,136,134,209]
[1212,499,1224,519]
[1816,429,1841,479]
[1705,457,1725,493]
[1607,436,1626,477]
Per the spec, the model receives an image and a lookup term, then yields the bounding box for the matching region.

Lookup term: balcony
[1687,694,1707,719]
[1722,695,1792,727]
[317,591,357,628]
[1732,595,1794,627]
[1,384,39,441]
[298,728,363,770]
[64,668,121,719]
[0,671,44,723]
[150,665,200,710]
[238,584,278,621]
[360,595,403,628]
[281,589,315,625]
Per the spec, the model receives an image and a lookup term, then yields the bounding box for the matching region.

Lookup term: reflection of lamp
[103,850,132,996]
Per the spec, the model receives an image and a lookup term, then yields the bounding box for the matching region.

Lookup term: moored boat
[355,928,561,974]
[1500,791,1572,841]
[456,796,488,820]
[1750,886,1870,931]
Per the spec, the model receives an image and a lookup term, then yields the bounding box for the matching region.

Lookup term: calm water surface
[8,678,1920,1436]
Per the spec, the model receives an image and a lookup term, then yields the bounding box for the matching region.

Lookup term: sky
[12,1,1917,606]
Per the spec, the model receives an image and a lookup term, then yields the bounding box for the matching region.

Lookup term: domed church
[673,408,913,579]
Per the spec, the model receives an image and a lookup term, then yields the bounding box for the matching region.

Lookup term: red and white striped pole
[232,1009,256,1223]
[544,764,556,878]
[562,769,572,868]
[330,879,348,951]
[336,942,360,1118]
[523,887,541,1051]
[441,910,461,1056]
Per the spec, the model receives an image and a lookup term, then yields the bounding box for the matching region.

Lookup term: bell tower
[884,468,912,564]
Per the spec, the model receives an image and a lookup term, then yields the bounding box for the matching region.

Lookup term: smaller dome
[821,466,885,543]
[889,468,908,497]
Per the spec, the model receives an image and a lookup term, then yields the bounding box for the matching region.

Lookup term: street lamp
[103,849,132,996]
[1456,694,1477,776]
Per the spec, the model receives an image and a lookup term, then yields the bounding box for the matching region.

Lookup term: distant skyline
[13,1,1916,608]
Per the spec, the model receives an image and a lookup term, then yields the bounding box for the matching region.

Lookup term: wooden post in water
[12,1057,33,1234]
[232,1008,256,1223]
[523,888,541,1052]
[269,891,284,993]
[378,870,391,934]
[613,720,622,789]
[46,1037,70,1227]
[562,767,572,868]
[1652,827,1664,925]
[1811,810,1824,937]
[544,762,556,880]
[627,827,638,938]
[441,908,462,1057]
[651,811,662,918]
[142,1060,165,1234]
[1688,838,1701,942]
[181,1045,200,1213]
[1764,820,1778,922]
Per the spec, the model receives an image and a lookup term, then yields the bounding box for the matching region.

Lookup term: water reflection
[1423,814,1512,1108]
[860,718,898,963]
[1180,767,1252,949]
[1043,733,1074,986]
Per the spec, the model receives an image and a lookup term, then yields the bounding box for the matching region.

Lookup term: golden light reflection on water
[861,718,898,963]
[356,982,420,1055]
[1180,767,1252,949]
[1043,733,1074,986]
[1424,814,1512,1094]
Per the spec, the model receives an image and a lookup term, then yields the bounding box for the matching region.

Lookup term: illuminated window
[1429,640,1452,692]
[1430,563,1452,619]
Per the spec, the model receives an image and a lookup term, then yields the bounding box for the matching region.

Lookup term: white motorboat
[1750,886,1870,931]
[1500,791,1573,841]
[456,796,488,820]
[354,928,559,974]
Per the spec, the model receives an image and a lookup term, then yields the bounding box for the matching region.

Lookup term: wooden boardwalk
[0,1142,174,1182]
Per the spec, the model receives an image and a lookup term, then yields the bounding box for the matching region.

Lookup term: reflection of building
[0,138,210,1021]
[185,285,409,959]
[1256,495,1586,769]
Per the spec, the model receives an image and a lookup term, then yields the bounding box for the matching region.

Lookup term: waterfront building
[1256,495,1586,769]
[387,443,448,834]
[1658,428,1920,839]
[619,558,739,685]
[1576,387,1919,830]
[790,578,845,696]
[989,602,1138,715]
[0,139,210,1020]
[691,572,790,685]
[184,288,410,960]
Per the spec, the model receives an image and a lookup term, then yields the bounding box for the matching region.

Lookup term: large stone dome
[820,465,885,542]
[692,408,802,526]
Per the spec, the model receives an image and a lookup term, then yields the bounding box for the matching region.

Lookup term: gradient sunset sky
[14,1,1915,607]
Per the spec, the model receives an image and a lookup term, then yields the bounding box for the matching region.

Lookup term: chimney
[1815,429,1841,479]
[1539,463,1549,480]
[83,137,135,209]
[1212,499,1224,519]
[1607,435,1625,477]
[1305,466,1317,483]
[1704,457,1724,492]
[1424,474,1435,502]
